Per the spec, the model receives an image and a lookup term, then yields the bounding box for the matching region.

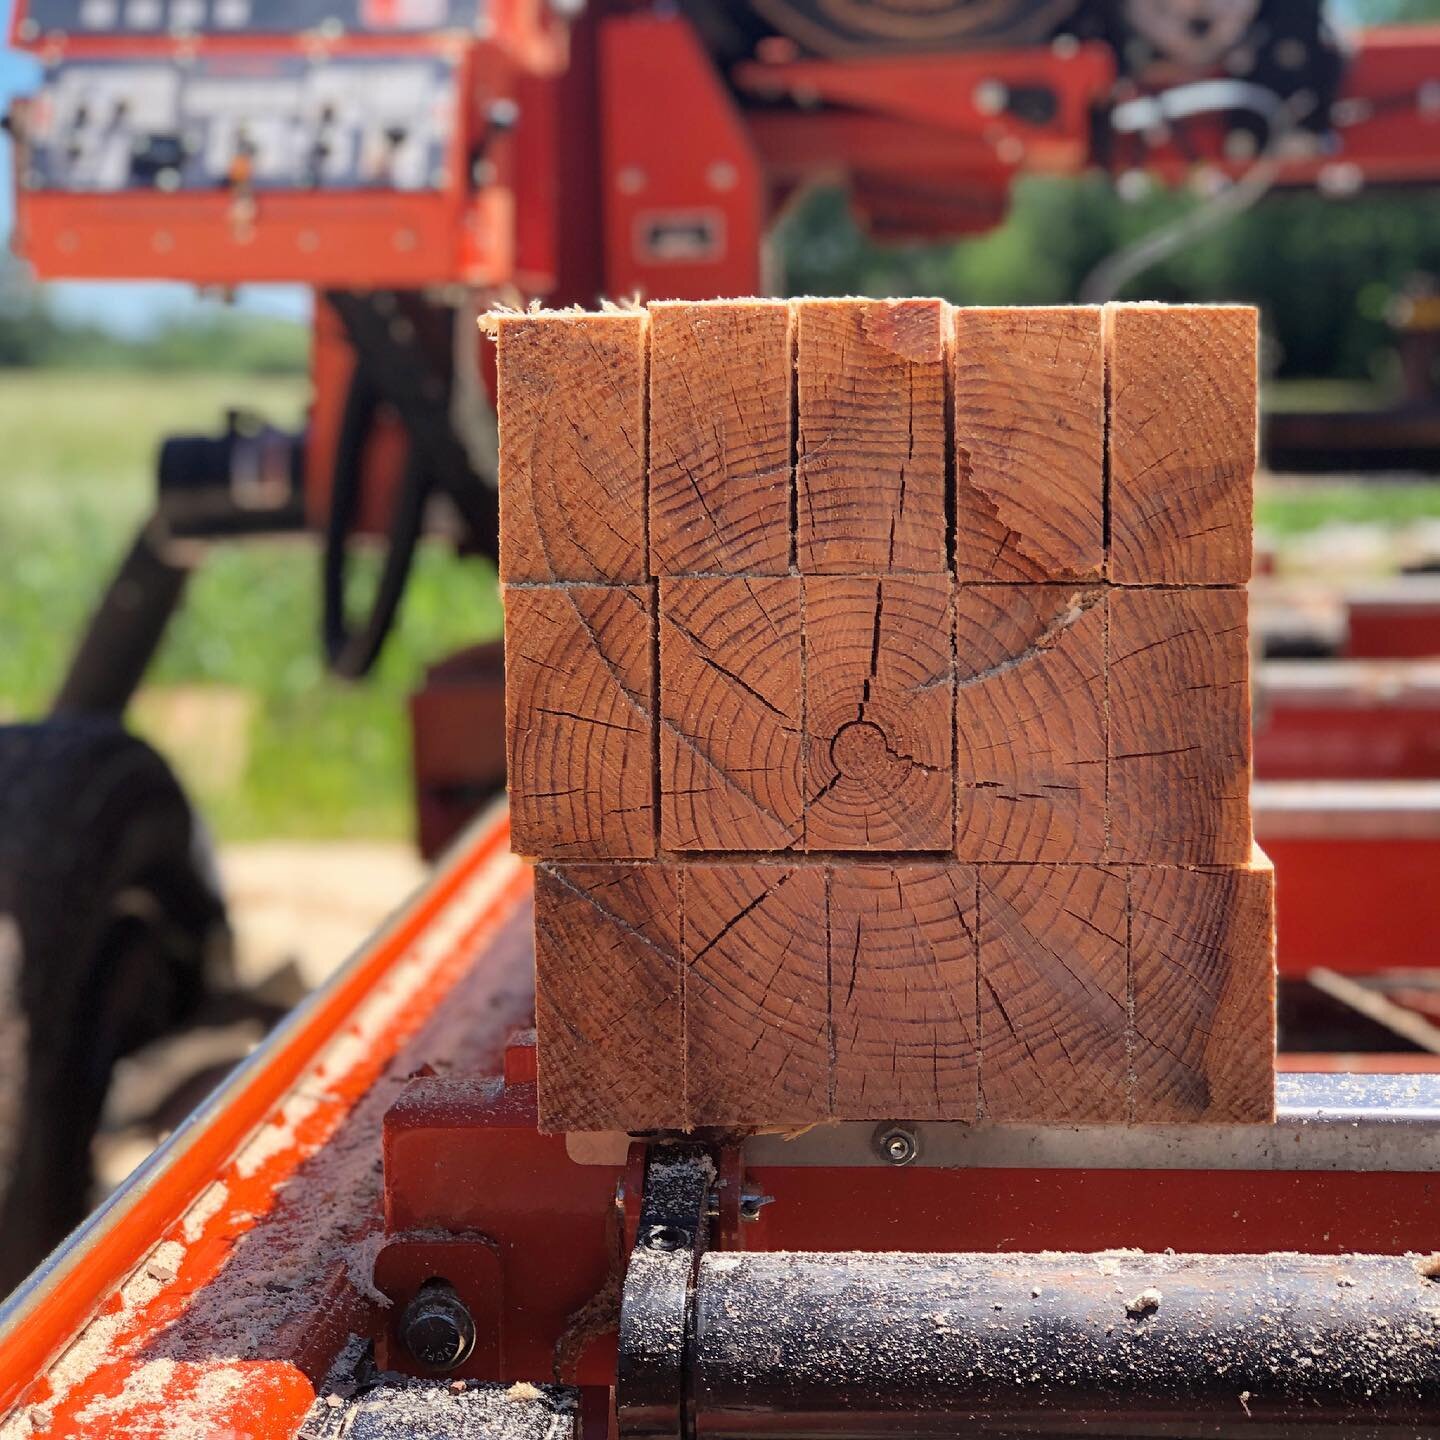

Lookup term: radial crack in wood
[796,298,947,575]
[954,306,1104,582]
[955,586,1106,862]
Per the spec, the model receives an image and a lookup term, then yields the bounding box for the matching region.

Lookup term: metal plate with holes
[566,1074,1440,1171]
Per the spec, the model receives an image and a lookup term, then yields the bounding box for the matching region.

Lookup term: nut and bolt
[875,1124,920,1167]
[643,1224,690,1252]
[399,1280,477,1373]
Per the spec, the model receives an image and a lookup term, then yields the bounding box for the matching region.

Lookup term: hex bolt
[400,1280,477,1373]
[875,1124,920,1167]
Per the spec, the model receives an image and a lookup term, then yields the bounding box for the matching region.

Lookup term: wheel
[747,0,1081,55]
[0,718,230,1293]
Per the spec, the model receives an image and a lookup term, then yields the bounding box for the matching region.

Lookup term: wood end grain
[1105,303,1257,585]
[504,584,656,859]
[497,311,648,584]
[534,864,683,1132]
[954,306,1104,582]
[1130,855,1277,1123]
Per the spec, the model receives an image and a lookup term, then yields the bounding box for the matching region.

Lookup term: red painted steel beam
[1256,781,1440,977]
[1255,661,1440,780]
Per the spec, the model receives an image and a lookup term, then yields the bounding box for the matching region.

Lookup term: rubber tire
[0,719,229,1294]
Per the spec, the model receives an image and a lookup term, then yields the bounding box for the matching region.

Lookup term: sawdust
[299,1373,578,1440]
[232,1092,323,1180]
[345,1230,395,1309]
[5,867,533,1437]
[180,1183,229,1245]
[6,1241,187,1437]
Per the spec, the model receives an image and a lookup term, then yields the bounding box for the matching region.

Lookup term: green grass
[5,369,1440,839]
[1257,480,1440,537]
[0,370,501,841]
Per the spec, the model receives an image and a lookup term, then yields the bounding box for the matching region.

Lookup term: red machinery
[7,0,1440,692]
[0,807,1436,1436]
[9,0,1440,820]
[5,5,1440,1431]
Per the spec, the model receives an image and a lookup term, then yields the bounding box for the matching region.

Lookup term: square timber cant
[493,298,1275,1135]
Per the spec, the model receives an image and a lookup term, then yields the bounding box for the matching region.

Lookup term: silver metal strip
[566,1074,1440,1171]
[1261,657,1440,706]
[1254,779,1440,839]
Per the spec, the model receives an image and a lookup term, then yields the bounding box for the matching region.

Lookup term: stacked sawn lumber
[495,299,1276,1134]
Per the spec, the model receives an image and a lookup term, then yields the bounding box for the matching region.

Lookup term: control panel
[4,0,568,286]
[21,54,459,193]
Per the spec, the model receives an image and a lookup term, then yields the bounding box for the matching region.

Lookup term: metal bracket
[615,1145,715,1438]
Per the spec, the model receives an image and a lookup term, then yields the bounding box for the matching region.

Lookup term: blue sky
[1,35,307,334]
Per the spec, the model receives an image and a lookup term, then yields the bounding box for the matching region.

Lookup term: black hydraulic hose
[52,521,192,718]
[321,367,433,681]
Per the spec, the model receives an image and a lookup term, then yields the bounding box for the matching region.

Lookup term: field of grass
[0,370,501,841]
[4,369,1440,841]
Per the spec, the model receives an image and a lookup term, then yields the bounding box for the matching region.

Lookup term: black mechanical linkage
[51,523,191,718]
[616,1146,715,1439]
[51,418,306,717]
[684,1250,1440,1437]
[320,289,499,679]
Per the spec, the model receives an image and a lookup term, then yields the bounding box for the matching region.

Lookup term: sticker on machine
[634,209,726,265]
[362,0,448,26]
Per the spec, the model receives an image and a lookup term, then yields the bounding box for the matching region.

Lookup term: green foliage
[1257,480,1440,535]
[0,256,308,374]
[0,371,499,841]
[1347,0,1440,19]
[777,174,1440,383]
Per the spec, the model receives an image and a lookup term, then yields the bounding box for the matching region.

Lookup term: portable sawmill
[3,2,1440,1436]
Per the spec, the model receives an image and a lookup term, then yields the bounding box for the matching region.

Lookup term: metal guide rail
[0,808,1437,1436]
[560,1070,1440,1172]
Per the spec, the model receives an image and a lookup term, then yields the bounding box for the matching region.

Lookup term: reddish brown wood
[533,864,683,1132]
[684,865,830,1126]
[495,312,647,584]
[804,574,954,851]
[1130,854,1276,1123]
[953,306,1104,582]
[649,300,793,577]
[978,864,1129,1123]
[954,585,1106,862]
[500,302,1275,1135]
[795,299,947,575]
[659,576,804,852]
[1108,586,1252,865]
[504,585,655,859]
[1106,303,1257,585]
[830,863,979,1121]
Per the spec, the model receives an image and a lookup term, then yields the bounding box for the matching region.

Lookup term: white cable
[1079,82,1297,306]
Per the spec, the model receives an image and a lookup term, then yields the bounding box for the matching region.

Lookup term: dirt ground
[219,841,428,991]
